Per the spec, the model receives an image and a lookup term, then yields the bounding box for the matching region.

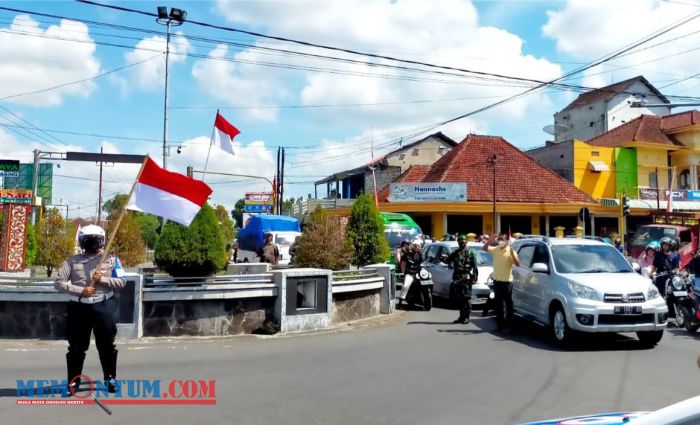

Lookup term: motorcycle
[402,267,433,311]
[673,272,700,333]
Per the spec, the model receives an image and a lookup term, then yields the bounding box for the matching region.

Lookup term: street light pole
[155,6,186,170]
[488,154,497,234]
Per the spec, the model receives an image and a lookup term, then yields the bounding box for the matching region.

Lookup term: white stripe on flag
[212,129,235,155]
[126,183,203,226]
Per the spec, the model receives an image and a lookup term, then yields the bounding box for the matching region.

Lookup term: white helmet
[78,225,106,250]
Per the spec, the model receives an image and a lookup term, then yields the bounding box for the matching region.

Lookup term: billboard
[244,192,273,213]
[389,183,467,202]
[2,163,52,204]
[0,160,20,178]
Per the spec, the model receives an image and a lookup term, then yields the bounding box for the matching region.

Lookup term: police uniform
[446,241,478,324]
[54,252,126,392]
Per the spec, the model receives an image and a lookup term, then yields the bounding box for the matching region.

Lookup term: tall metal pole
[162,21,171,170]
[280,147,285,214]
[491,155,497,234]
[31,149,40,224]
[275,147,281,214]
[97,146,104,224]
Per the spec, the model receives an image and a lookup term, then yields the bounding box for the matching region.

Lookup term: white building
[553,75,671,143]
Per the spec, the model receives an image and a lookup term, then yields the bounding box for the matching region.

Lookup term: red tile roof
[660,110,700,131]
[379,135,594,204]
[561,75,668,112]
[587,115,676,147]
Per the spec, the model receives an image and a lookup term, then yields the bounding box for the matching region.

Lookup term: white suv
[510,236,668,347]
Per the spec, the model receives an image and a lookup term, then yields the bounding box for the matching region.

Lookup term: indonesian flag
[211,112,240,156]
[126,157,213,226]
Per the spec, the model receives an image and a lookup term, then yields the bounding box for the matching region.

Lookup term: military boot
[66,352,85,396]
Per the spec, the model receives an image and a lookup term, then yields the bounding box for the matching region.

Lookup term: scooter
[674,273,700,333]
[402,267,433,311]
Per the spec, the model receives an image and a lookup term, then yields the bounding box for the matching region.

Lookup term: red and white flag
[126,157,213,226]
[211,112,240,156]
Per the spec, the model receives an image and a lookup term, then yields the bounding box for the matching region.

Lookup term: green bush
[154,204,227,277]
[292,206,352,269]
[346,194,390,267]
[25,224,37,267]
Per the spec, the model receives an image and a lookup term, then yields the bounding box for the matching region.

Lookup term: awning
[629,199,700,211]
[588,160,609,172]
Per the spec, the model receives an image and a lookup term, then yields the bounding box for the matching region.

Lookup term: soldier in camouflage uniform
[445,234,478,324]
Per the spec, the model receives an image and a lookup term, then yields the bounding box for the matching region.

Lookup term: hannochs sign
[389,183,467,202]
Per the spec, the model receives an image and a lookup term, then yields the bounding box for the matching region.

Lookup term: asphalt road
[1,305,698,425]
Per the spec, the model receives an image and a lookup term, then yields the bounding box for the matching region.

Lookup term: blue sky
[1,0,700,217]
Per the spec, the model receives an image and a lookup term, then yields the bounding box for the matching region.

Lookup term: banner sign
[639,188,658,200]
[639,188,700,202]
[0,189,32,204]
[0,160,20,178]
[244,203,273,213]
[389,183,467,202]
[245,192,272,202]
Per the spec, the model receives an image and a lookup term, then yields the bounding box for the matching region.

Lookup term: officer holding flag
[54,225,126,395]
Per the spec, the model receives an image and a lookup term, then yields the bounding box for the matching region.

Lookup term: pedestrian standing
[257,232,280,265]
[484,233,520,332]
[54,225,126,394]
[445,235,478,324]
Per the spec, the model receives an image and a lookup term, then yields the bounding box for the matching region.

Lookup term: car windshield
[551,244,634,273]
[632,226,677,246]
[469,248,493,266]
[275,234,297,246]
[385,227,419,249]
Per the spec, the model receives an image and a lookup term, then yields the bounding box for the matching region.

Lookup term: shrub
[36,209,74,277]
[345,194,390,267]
[154,204,227,276]
[106,213,146,267]
[25,224,37,266]
[292,206,352,269]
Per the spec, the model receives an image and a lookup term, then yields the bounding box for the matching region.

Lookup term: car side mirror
[532,262,549,273]
[632,262,641,272]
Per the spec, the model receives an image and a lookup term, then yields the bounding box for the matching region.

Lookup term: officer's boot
[66,351,85,396]
[99,349,118,393]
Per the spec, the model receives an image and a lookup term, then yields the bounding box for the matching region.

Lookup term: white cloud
[0,15,101,106]
[191,44,291,121]
[115,32,190,92]
[542,0,700,90]
[210,0,562,134]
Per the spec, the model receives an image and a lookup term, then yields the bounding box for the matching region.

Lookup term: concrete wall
[365,166,401,195]
[0,301,67,338]
[527,141,574,182]
[607,81,670,129]
[332,289,380,323]
[385,136,454,171]
[573,140,616,199]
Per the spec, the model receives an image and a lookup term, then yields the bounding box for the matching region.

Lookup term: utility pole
[31,149,40,224]
[280,147,285,215]
[275,147,281,214]
[488,154,497,234]
[97,146,104,224]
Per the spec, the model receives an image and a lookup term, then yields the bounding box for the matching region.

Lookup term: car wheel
[422,287,432,311]
[551,306,574,347]
[685,322,699,333]
[636,330,664,347]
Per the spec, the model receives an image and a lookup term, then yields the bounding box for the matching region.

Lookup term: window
[649,172,658,188]
[679,169,691,190]
[680,230,692,244]
[551,245,633,274]
[531,245,550,267]
[591,151,599,157]
[517,245,535,268]
[589,122,595,127]
[399,153,406,160]
[424,245,440,263]
[412,148,419,156]
[438,146,446,154]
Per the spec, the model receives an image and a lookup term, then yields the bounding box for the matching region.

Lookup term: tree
[282,198,295,215]
[25,224,37,267]
[134,214,160,249]
[102,193,146,267]
[293,206,352,269]
[36,208,74,277]
[154,204,227,276]
[345,194,390,267]
[231,199,245,227]
[215,204,236,251]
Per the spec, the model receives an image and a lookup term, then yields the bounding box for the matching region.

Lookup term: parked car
[510,236,668,347]
[421,241,492,307]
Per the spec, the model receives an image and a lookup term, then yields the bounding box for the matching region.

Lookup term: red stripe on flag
[100,399,217,405]
[215,112,240,140]
[138,157,212,207]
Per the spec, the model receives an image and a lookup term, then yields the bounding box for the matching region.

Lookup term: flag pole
[92,156,149,280]
[202,110,218,181]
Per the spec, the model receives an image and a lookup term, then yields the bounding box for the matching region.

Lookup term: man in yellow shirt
[484,233,520,332]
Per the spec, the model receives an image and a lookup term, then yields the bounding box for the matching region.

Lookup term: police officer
[54,225,126,394]
[445,235,478,324]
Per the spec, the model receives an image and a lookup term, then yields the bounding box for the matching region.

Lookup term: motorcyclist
[669,239,681,270]
[398,242,423,305]
[396,240,411,270]
[651,236,677,320]
[637,242,657,277]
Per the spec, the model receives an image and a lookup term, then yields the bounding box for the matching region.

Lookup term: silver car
[422,241,493,306]
[510,236,668,347]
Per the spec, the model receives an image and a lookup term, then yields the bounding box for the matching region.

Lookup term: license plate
[614,306,642,315]
[673,291,688,297]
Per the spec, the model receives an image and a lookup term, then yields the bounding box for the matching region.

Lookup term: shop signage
[639,188,700,202]
[0,189,32,204]
[244,192,273,213]
[0,160,20,178]
[389,183,467,202]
